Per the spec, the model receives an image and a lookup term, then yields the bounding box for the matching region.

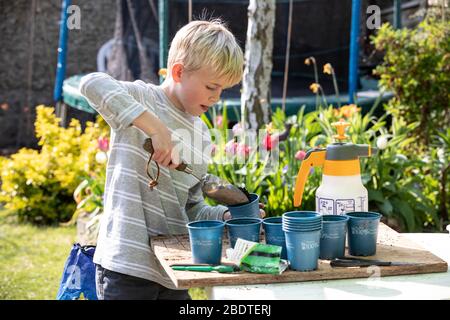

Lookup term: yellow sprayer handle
[293,149,326,207]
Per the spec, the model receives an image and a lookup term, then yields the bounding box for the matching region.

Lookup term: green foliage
[372,18,450,144]
[265,107,322,216]
[202,104,270,201]
[203,92,445,231]
[371,19,450,228]
[366,117,441,232]
[0,105,109,225]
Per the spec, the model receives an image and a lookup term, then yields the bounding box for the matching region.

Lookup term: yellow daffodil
[158,68,167,78]
[335,104,361,118]
[323,63,333,75]
[309,83,320,94]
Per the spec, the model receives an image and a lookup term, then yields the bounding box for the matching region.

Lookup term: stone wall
[0,0,115,150]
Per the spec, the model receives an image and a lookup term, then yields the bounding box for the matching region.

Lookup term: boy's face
[174,65,231,117]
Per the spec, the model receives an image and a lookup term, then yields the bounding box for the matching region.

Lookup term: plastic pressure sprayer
[293,119,378,215]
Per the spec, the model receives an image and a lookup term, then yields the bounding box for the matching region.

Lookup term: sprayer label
[317,197,334,214]
[336,199,355,214]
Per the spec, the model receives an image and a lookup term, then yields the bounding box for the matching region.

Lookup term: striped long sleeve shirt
[79,72,228,288]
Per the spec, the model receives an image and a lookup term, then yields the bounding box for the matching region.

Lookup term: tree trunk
[241,0,276,131]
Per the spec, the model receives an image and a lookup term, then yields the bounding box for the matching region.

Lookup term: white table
[205,233,450,300]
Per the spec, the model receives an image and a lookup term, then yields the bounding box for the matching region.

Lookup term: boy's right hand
[149,122,181,170]
[133,111,181,169]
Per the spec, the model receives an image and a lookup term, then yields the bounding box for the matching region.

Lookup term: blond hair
[167,19,244,87]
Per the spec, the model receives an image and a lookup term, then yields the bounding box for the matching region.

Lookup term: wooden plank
[151,223,448,289]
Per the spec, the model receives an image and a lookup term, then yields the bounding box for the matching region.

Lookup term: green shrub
[0,106,109,225]
[204,87,444,231]
[372,18,450,145]
[372,19,449,227]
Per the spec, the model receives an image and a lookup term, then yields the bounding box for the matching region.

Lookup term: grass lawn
[0,208,207,300]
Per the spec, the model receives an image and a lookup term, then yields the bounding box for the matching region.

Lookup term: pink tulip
[232,123,244,136]
[97,137,109,152]
[215,115,224,128]
[262,134,279,151]
[225,139,238,156]
[295,150,306,160]
[236,142,251,158]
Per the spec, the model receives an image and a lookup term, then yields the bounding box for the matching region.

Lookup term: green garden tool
[170,264,239,273]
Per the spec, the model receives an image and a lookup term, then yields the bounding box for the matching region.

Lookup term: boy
[80,19,263,300]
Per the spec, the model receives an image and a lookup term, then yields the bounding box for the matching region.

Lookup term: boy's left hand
[223,203,266,221]
[258,203,266,218]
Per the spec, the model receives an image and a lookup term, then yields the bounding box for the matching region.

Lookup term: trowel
[143,138,251,206]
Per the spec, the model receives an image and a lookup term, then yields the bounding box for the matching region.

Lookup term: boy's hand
[223,203,266,221]
[258,202,266,219]
[133,111,180,169]
[150,123,181,169]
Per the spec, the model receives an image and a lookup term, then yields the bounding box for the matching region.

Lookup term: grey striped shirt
[79,72,227,288]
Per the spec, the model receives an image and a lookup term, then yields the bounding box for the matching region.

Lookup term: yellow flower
[309,83,320,94]
[323,63,333,75]
[158,68,167,78]
[337,104,361,118]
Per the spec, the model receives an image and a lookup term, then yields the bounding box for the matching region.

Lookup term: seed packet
[226,238,288,275]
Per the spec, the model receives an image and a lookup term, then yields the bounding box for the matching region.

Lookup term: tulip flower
[262,133,279,151]
[97,137,109,152]
[232,123,244,136]
[215,115,224,128]
[236,142,251,158]
[295,150,306,160]
[225,139,238,156]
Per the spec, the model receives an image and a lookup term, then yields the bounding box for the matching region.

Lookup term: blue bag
[56,243,98,300]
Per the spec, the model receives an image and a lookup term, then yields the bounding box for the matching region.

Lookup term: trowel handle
[293,149,326,207]
[143,138,188,189]
[143,138,188,172]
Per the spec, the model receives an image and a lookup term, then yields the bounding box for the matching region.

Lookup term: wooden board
[151,223,448,289]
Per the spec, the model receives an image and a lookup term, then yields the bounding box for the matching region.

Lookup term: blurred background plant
[202,51,448,232]
[202,104,271,201]
[1,19,448,232]
[62,135,109,245]
[372,18,450,146]
[0,106,109,225]
[371,17,449,230]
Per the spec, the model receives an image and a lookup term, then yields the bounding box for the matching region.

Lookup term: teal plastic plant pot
[282,211,322,222]
[320,215,349,260]
[285,229,321,272]
[227,193,260,219]
[263,217,287,259]
[345,212,381,256]
[282,211,322,232]
[187,220,225,265]
[225,218,262,248]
